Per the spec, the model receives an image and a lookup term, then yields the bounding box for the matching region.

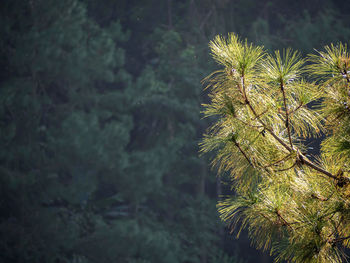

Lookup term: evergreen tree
[0,0,133,261]
[0,0,243,262]
[201,34,350,262]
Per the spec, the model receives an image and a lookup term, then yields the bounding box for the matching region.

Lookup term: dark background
[1,0,350,262]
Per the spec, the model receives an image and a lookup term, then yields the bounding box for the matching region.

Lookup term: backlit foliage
[201,33,350,262]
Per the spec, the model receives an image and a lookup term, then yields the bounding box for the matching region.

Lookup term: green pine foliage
[201,33,350,262]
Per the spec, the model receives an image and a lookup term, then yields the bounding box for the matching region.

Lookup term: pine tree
[201,33,350,262]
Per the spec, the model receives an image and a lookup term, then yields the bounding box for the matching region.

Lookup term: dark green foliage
[0,0,133,262]
[0,0,236,262]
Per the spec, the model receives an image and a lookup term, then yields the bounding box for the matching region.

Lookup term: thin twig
[330,235,350,244]
[236,118,264,129]
[276,210,294,230]
[232,138,254,167]
[310,194,328,201]
[264,153,294,168]
[251,109,269,121]
[289,103,304,115]
[280,82,294,149]
[273,161,297,172]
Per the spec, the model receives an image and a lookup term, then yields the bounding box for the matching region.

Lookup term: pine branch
[310,193,328,201]
[238,72,342,181]
[236,118,264,129]
[241,73,347,182]
[288,103,304,115]
[280,81,294,150]
[203,35,350,262]
[232,137,254,167]
[264,153,294,168]
[276,209,293,230]
[273,160,297,172]
[330,235,350,244]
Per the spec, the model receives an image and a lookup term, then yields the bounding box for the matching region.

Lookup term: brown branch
[280,82,294,149]
[273,161,297,172]
[301,157,343,181]
[329,235,350,244]
[276,210,294,230]
[239,76,293,153]
[289,103,304,115]
[327,216,343,245]
[259,115,341,182]
[264,153,294,168]
[238,73,345,183]
[236,118,264,129]
[251,109,269,121]
[232,138,254,167]
[265,127,293,151]
[311,193,328,201]
[259,211,295,231]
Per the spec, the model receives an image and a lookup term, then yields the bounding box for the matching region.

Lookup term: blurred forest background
[1,0,350,262]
